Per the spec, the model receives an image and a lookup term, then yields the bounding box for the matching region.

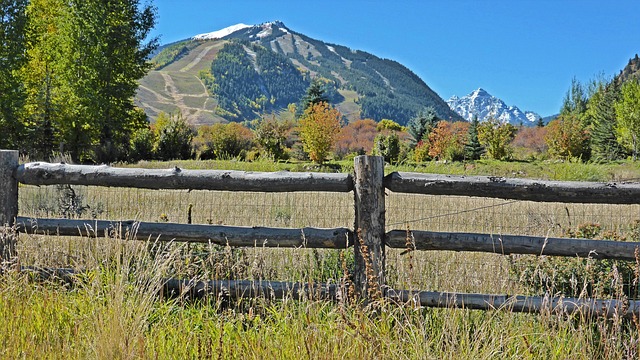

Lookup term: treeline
[0,0,157,163]
[542,59,640,162]
[209,41,308,120]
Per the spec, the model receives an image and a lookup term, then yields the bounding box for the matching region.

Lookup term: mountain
[134,21,461,125]
[446,88,541,126]
[615,53,640,85]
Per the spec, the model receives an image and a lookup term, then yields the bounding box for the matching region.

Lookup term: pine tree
[589,81,625,161]
[536,117,545,127]
[407,106,439,147]
[464,115,483,160]
[301,78,329,111]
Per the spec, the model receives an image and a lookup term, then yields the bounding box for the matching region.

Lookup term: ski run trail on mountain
[181,44,217,73]
[140,71,214,124]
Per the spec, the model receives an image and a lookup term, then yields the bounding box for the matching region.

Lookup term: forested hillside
[137,21,461,125]
[209,41,308,120]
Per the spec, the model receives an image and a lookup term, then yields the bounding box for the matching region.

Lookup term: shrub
[509,222,639,298]
[193,122,254,160]
[335,119,378,158]
[545,114,590,160]
[254,116,290,160]
[129,127,156,162]
[477,117,517,160]
[155,113,194,160]
[373,132,400,164]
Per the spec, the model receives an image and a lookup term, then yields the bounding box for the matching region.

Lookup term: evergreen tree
[464,115,484,160]
[0,0,28,149]
[407,106,439,147]
[536,117,545,127]
[561,77,588,118]
[589,81,625,161]
[301,78,329,111]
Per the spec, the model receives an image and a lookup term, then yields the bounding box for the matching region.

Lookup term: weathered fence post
[353,155,385,300]
[0,150,19,266]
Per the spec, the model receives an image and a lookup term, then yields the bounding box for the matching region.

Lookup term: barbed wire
[387,199,520,227]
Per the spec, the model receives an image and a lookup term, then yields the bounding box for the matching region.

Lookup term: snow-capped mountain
[192,23,251,40]
[447,88,541,126]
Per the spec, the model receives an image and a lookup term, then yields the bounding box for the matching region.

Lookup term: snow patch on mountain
[447,88,541,126]
[193,23,252,40]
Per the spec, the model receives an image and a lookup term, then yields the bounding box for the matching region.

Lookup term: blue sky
[149,0,640,117]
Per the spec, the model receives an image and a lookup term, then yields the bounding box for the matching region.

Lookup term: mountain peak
[447,88,540,126]
[192,23,252,40]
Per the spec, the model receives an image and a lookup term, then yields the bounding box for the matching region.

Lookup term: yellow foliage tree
[298,102,342,163]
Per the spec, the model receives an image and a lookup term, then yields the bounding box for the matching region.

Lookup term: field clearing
[6,160,640,358]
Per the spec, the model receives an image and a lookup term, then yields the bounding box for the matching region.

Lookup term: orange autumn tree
[334,119,378,158]
[298,102,343,163]
[428,121,469,161]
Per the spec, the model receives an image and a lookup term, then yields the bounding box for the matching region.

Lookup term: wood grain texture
[385,172,640,204]
[386,229,640,261]
[16,217,352,249]
[17,162,354,192]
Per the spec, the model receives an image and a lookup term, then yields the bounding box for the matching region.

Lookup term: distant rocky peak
[447,88,541,126]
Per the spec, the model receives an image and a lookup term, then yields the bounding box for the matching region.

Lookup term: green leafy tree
[155,113,194,161]
[0,0,28,150]
[407,106,439,147]
[544,114,590,160]
[193,122,254,160]
[373,132,400,163]
[298,102,342,164]
[68,0,158,162]
[376,119,404,132]
[615,79,640,160]
[129,126,155,162]
[477,117,517,160]
[254,115,290,160]
[21,0,77,158]
[464,115,484,160]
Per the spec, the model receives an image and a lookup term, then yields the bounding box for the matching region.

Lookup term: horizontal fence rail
[16,217,352,249]
[386,230,640,261]
[385,289,640,319]
[385,172,640,204]
[4,149,640,319]
[17,162,354,192]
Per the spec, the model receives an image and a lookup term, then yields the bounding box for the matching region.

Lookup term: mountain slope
[135,21,461,125]
[447,88,541,126]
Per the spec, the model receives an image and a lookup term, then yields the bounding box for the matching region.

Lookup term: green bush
[509,222,640,298]
[155,114,194,161]
[373,132,400,164]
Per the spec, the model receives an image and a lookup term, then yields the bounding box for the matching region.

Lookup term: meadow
[4,158,640,358]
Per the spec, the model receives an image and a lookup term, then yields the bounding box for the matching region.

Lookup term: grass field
[4,159,640,358]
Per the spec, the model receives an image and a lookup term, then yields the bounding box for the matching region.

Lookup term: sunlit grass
[6,158,640,357]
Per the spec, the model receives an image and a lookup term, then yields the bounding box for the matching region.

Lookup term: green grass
[7,158,640,358]
[3,236,639,359]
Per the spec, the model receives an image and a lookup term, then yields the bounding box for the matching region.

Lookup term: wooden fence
[3,149,640,318]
